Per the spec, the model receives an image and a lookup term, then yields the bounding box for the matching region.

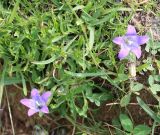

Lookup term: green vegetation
[0,0,159,134]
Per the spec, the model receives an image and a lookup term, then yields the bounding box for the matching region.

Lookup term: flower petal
[20,99,36,109]
[28,109,38,116]
[131,46,141,59]
[118,47,130,60]
[31,89,43,103]
[41,91,52,103]
[40,106,49,113]
[137,35,149,45]
[126,25,137,35]
[113,37,124,45]
[31,88,39,98]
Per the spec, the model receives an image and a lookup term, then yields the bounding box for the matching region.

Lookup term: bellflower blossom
[20,88,52,116]
[113,25,149,60]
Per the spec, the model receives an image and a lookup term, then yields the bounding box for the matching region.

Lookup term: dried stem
[106,102,157,107]
[5,88,15,135]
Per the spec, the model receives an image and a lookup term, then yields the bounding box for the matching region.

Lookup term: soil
[1,85,159,135]
[0,86,55,135]
[0,85,74,135]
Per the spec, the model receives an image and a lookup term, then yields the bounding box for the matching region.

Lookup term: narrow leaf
[65,70,106,77]
[20,72,27,96]
[88,26,94,51]
[32,56,57,65]
[137,97,160,123]
[0,63,6,107]
[8,0,20,23]
[4,77,21,85]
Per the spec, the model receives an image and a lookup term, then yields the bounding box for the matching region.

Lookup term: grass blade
[88,26,94,51]
[32,56,57,65]
[4,77,22,85]
[8,0,20,23]
[65,70,106,77]
[20,72,27,96]
[0,63,6,107]
[137,97,160,123]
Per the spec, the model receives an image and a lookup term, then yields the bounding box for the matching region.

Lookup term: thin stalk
[5,88,15,135]
[151,121,156,135]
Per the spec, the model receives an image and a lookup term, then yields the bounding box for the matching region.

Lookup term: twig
[107,123,113,135]
[152,121,157,135]
[5,88,15,135]
[71,126,76,135]
[106,102,157,107]
[138,0,148,5]
[104,122,126,134]
[13,84,22,90]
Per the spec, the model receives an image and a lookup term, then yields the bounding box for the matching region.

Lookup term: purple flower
[20,88,52,116]
[113,25,149,60]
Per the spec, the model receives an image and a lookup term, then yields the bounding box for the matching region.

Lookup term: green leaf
[63,35,78,51]
[51,35,66,43]
[133,125,151,135]
[131,83,143,92]
[4,77,22,85]
[88,26,94,51]
[154,75,160,82]
[120,94,131,107]
[136,63,151,72]
[89,13,114,26]
[86,89,112,106]
[155,59,160,70]
[150,84,160,94]
[8,0,20,23]
[0,63,6,107]
[148,75,154,86]
[112,118,124,135]
[32,56,57,65]
[119,114,133,132]
[20,72,27,96]
[75,98,88,117]
[114,74,129,84]
[137,97,160,123]
[64,70,107,78]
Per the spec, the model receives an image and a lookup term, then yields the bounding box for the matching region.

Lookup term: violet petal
[41,91,52,103]
[118,47,130,60]
[28,109,38,116]
[137,35,149,45]
[126,25,137,35]
[113,37,124,45]
[20,99,36,109]
[40,106,49,113]
[31,88,39,98]
[131,46,141,59]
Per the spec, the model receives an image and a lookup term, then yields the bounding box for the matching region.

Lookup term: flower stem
[129,62,136,78]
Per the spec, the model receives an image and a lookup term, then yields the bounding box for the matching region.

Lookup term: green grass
[0,0,159,134]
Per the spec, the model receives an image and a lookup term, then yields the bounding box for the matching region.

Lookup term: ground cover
[0,0,160,135]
